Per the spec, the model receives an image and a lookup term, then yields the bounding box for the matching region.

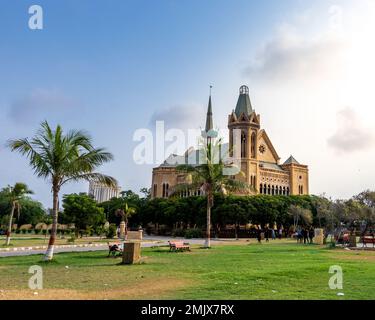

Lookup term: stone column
[314,228,324,245]
[119,221,125,239]
[122,242,141,264]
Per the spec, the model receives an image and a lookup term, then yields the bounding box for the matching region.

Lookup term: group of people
[255,226,315,244]
[256,227,283,243]
[295,227,315,244]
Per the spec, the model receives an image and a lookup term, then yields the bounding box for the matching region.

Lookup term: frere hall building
[151,85,309,199]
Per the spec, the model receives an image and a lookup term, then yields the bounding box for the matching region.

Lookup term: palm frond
[62,172,118,188]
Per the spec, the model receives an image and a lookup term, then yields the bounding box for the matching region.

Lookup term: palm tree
[176,138,251,248]
[115,202,136,240]
[4,183,33,245]
[8,121,117,260]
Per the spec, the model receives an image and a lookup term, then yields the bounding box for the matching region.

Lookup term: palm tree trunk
[5,201,16,246]
[204,194,211,248]
[125,218,128,240]
[44,188,59,261]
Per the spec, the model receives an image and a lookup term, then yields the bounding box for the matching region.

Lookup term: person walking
[278,228,282,240]
[309,227,314,244]
[303,228,308,244]
[297,229,302,243]
[271,228,276,240]
[257,228,262,243]
[265,227,269,242]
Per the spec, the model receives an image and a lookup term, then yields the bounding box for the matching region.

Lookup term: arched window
[251,132,256,158]
[241,131,247,158]
[283,186,286,195]
[268,185,271,195]
[166,183,169,197]
[272,185,275,195]
[260,183,263,194]
[286,187,290,196]
[276,186,279,195]
[263,184,267,194]
[153,184,157,197]
[162,183,166,198]
[251,176,256,187]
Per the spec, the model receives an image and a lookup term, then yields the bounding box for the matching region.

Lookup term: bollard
[122,242,141,264]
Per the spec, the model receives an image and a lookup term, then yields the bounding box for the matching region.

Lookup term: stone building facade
[151,85,308,198]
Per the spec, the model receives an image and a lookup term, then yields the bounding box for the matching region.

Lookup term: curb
[0,243,107,252]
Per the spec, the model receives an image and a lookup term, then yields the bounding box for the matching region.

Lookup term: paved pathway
[0,236,244,258]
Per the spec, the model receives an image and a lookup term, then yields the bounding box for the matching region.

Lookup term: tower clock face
[259,144,266,154]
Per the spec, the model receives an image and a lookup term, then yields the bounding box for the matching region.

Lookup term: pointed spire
[205,86,213,132]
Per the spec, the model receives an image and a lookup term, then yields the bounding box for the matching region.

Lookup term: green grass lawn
[0,242,374,300]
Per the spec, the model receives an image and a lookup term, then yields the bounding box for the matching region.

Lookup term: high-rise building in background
[88,181,121,203]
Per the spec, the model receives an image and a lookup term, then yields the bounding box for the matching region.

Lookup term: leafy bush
[85,226,93,236]
[327,241,336,249]
[105,224,117,239]
[15,229,21,234]
[94,225,105,237]
[184,228,203,239]
[42,230,47,235]
[157,225,170,236]
[21,229,27,234]
[67,234,76,243]
[172,228,185,237]
[34,229,41,234]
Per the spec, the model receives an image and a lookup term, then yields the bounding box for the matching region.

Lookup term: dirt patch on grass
[326,250,375,262]
[0,277,192,300]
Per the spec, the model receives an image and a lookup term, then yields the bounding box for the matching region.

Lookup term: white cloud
[243,18,347,85]
[240,2,375,198]
[327,108,375,154]
[149,104,204,131]
[8,89,78,124]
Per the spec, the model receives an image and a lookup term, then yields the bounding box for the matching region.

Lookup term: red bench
[362,236,375,248]
[168,241,190,252]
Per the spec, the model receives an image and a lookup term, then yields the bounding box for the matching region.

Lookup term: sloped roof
[158,143,230,168]
[283,155,300,165]
[258,129,281,161]
[235,86,253,117]
[259,161,286,172]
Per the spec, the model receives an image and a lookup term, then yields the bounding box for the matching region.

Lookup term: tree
[61,193,105,237]
[288,205,312,230]
[176,138,249,248]
[115,202,136,239]
[140,187,151,199]
[3,183,33,245]
[17,198,47,225]
[311,195,331,228]
[100,190,142,226]
[8,121,117,260]
[353,190,375,234]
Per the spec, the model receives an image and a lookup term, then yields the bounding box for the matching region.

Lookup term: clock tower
[228,85,261,192]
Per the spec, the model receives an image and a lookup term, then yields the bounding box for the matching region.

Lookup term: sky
[1,0,375,207]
